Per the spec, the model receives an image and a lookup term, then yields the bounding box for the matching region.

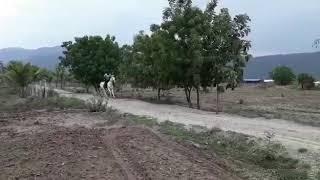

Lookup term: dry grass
[123,117,311,180]
[0,87,87,112]
[118,85,320,126]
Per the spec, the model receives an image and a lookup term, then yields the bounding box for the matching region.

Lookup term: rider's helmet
[104,73,110,81]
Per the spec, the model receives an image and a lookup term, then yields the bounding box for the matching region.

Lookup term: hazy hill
[0,46,319,79]
[0,46,63,69]
[244,52,320,79]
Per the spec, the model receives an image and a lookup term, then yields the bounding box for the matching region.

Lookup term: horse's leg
[101,87,107,98]
[112,87,116,98]
[111,88,115,98]
[107,87,112,98]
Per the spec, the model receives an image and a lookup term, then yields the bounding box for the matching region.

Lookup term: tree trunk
[184,86,192,108]
[42,86,46,99]
[94,86,99,95]
[157,88,161,100]
[60,76,63,89]
[20,87,26,98]
[184,87,189,103]
[196,86,200,109]
[216,86,219,114]
[188,87,192,108]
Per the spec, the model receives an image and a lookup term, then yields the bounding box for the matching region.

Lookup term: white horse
[99,75,116,98]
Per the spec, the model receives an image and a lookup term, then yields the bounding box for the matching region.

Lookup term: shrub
[86,96,107,112]
[298,148,308,153]
[270,66,296,86]
[297,73,315,90]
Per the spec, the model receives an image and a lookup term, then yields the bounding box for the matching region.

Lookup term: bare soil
[0,110,238,180]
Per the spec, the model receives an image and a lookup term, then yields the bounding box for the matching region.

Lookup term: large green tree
[60,35,121,90]
[124,27,176,100]
[158,0,251,111]
[270,66,296,86]
[202,2,251,113]
[121,0,251,110]
[161,0,207,108]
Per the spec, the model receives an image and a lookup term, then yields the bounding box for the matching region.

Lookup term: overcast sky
[0,0,319,56]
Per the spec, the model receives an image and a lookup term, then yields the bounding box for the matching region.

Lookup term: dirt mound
[0,124,237,179]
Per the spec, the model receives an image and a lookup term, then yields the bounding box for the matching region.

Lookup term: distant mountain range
[0,46,63,70]
[244,52,320,79]
[0,46,319,79]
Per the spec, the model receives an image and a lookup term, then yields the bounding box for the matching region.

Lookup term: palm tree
[54,64,66,89]
[4,61,43,97]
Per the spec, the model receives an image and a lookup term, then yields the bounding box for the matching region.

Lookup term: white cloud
[0,0,18,19]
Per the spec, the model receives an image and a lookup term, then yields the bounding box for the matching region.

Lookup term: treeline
[60,0,251,111]
[0,61,73,97]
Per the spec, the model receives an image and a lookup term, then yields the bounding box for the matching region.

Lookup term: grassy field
[118,84,320,127]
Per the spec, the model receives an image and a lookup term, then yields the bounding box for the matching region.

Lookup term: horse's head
[110,75,116,83]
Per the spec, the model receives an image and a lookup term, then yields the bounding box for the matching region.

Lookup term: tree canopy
[297,73,315,90]
[270,66,296,86]
[119,0,251,110]
[60,0,251,112]
[60,35,121,89]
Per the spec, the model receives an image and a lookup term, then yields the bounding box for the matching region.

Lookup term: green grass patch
[0,87,24,111]
[26,96,87,110]
[125,115,158,127]
[123,115,311,179]
[158,121,310,180]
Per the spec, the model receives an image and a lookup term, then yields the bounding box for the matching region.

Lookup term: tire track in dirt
[104,126,238,180]
[104,129,138,180]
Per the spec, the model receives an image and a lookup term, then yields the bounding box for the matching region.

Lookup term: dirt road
[55,89,320,152]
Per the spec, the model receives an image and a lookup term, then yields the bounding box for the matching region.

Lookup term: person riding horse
[100,73,116,98]
[104,73,112,88]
